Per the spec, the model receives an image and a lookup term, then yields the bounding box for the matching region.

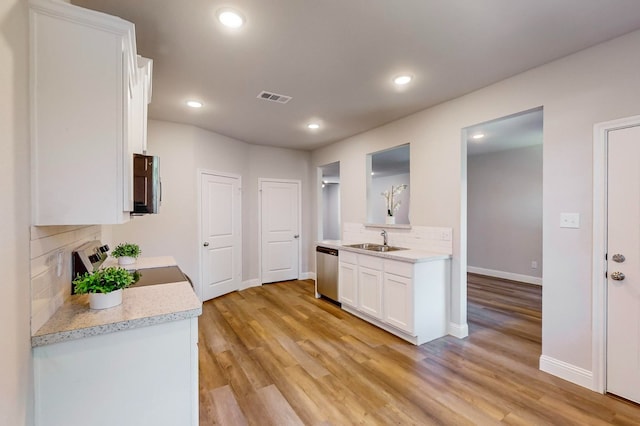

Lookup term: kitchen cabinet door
[358,265,383,320]
[30,0,152,225]
[383,273,414,333]
[339,260,358,308]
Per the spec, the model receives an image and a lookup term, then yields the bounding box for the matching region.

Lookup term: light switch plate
[560,212,580,229]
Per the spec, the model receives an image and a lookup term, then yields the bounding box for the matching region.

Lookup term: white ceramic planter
[117,256,136,266]
[89,289,123,310]
[385,216,396,225]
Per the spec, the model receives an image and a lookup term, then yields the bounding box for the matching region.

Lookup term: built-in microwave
[132,153,161,215]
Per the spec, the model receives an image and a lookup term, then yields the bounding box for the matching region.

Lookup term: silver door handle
[611,271,625,281]
[612,254,626,263]
[203,242,209,247]
[294,235,299,239]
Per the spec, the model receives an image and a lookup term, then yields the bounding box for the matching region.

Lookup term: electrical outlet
[531,260,538,269]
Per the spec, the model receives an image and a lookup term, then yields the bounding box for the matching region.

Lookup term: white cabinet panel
[339,260,358,307]
[34,318,198,426]
[358,265,383,319]
[384,272,413,333]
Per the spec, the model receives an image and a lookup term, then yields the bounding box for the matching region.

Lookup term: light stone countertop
[32,257,202,347]
[316,240,451,263]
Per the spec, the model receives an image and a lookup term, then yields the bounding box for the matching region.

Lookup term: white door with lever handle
[260,179,301,284]
[606,125,640,404]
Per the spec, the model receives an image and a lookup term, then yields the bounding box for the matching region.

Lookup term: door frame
[592,114,640,393]
[258,178,302,284]
[197,169,242,301]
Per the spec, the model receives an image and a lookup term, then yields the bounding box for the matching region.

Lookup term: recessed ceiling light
[217,9,244,28]
[472,133,485,140]
[393,74,413,85]
[186,100,203,108]
[307,123,320,130]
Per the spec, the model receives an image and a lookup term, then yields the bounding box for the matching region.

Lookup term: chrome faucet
[381,230,388,246]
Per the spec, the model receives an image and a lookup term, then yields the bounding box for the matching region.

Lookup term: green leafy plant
[111,242,141,259]
[73,266,135,294]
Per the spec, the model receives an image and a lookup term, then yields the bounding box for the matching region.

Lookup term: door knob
[203,242,209,247]
[294,234,300,239]
[611,271,625,281]
[612,254,626,263]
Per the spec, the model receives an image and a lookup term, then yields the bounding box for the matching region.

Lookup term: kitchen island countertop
[32,256,201,347]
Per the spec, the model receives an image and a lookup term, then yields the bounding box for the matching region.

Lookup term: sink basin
[345,243,383,249]
[369,245,406,252]
[344,243,407,252]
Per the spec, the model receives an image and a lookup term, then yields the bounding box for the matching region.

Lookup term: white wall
[467,145,542,280]
[311,29,640,384]
[0,0,33,423]
[109,120,313,291]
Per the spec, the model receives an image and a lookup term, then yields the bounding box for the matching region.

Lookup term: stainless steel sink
[344,243,407,252]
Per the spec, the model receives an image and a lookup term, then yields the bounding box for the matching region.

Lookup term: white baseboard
[539,355,593,390]
[467,266,542,286]
[240,279,261,290]
[300,272,315,281]
[448,322,469,339]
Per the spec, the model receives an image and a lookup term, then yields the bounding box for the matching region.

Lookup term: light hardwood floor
[198,274,640,425]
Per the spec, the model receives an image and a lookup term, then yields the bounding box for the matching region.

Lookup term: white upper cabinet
[30,0,153,225]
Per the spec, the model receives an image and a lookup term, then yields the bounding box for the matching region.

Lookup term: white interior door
[260,179,300,284]
[200,172,241,301]
[607,124,640,403]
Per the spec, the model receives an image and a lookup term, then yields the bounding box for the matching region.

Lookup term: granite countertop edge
[31,305,202,347]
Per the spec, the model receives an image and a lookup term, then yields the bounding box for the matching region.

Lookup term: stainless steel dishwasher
[316,245,339,303]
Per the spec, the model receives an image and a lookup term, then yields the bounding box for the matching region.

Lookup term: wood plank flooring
[198,274,640,425]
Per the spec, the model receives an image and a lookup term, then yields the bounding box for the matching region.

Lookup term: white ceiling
[73,0,640,151]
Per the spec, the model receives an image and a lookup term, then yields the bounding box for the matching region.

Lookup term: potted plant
[111,242,141,266]
[73,266,135,309]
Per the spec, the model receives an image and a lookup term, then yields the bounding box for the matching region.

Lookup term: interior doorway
[462,107,543,344]
[318,162,340,241]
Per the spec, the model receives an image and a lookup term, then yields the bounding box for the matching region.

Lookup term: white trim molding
[300,272,316,281]
[467,266,542,286]
[448,322,469,339]
[240,279,261,290]
[592,115,640,394]
[540,355,594,390]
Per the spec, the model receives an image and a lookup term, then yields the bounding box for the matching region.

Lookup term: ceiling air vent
[257,90,292,104]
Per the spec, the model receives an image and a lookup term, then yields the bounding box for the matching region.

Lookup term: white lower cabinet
[339,251,449,345]
[33,318,199,426]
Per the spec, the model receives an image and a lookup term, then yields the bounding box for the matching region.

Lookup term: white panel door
[607,125,640,403]
[201,172,241,301]
[260,180,300,284]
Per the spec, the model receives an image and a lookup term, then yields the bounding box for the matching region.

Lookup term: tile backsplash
[30,225,101,334]
[342,222,453,254]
